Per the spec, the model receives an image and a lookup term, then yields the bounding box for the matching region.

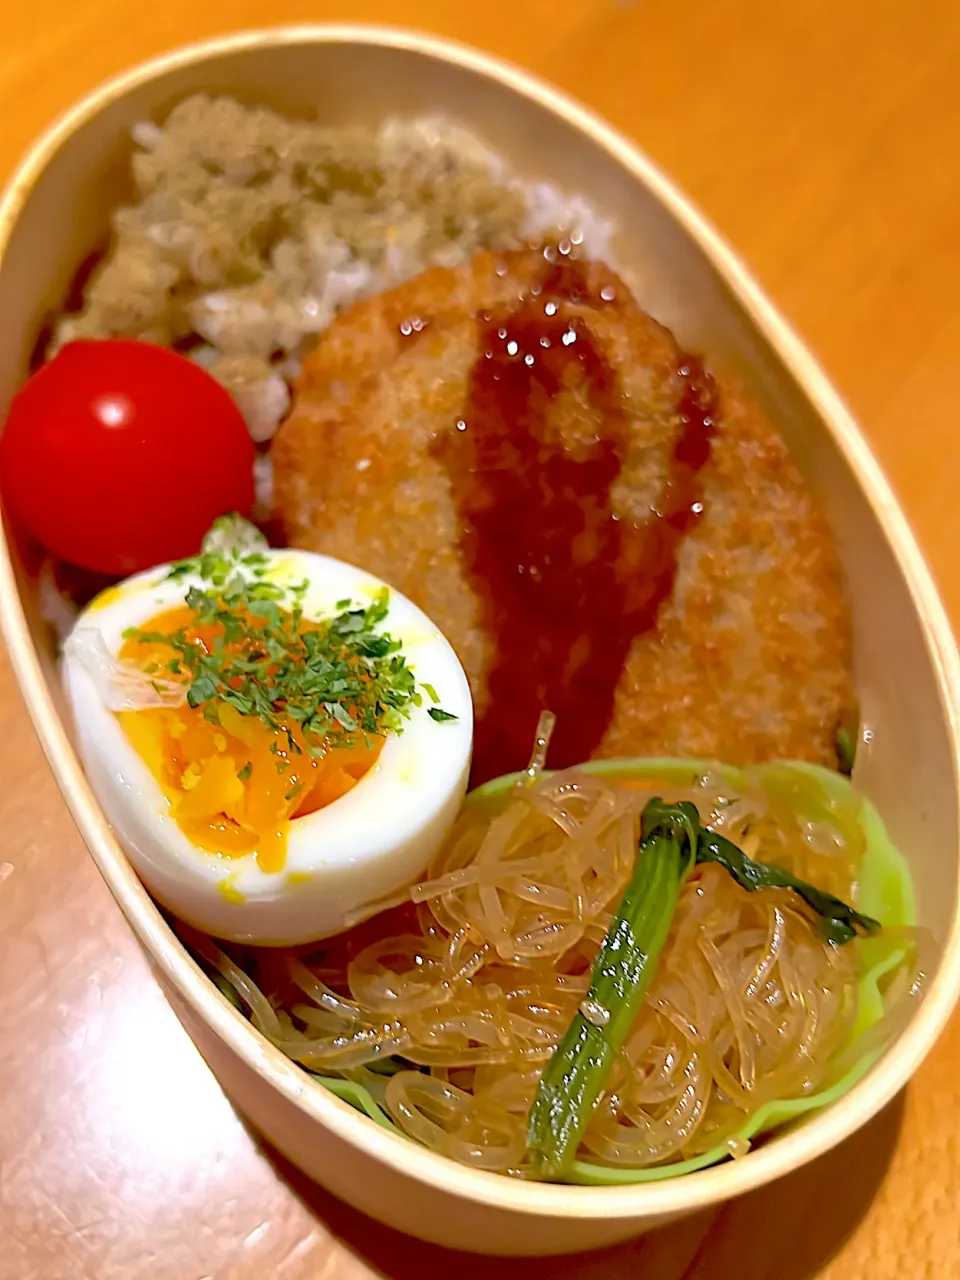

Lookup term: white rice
[53,95,616,445]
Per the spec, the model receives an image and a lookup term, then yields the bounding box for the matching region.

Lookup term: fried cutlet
[271,249,853,773]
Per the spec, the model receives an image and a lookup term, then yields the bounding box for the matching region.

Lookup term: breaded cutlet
[272,249,853,773]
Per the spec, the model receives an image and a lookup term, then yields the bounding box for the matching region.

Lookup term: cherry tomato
[0,339,256,576]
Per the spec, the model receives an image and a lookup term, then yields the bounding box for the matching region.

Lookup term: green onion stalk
[526,797,880,1179]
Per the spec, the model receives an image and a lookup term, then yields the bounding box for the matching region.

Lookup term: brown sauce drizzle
[435,253,718,785]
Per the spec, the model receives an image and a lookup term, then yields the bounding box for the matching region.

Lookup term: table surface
[3,2,960,1277]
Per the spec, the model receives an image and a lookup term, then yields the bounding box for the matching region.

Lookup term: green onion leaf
[695,831,879,945]
[836,727,856,776]
[527,796,878,1178]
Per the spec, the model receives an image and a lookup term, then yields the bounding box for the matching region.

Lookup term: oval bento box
[0,24,958,1258]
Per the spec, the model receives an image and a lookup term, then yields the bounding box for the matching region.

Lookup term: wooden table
[3,2,959,1276]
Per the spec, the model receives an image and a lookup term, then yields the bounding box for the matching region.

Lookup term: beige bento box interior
[0,29,955,1031]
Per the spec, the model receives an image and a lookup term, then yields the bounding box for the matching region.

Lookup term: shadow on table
[260,1087,905,1279]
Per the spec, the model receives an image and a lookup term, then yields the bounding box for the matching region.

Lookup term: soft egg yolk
[116,606,383,872]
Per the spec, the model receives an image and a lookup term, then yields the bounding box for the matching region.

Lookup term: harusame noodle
[189,753,921,1178]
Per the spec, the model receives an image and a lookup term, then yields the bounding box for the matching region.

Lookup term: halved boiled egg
[62,542,472,945]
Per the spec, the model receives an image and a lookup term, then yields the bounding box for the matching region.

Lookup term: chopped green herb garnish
[237,762,253,782]
[131,517,451,760]
[166,515,270,587]
[422,683,439,703]
[427,707,458,723]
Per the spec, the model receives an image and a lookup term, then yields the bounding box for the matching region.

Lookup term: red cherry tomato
[0,339,256,576]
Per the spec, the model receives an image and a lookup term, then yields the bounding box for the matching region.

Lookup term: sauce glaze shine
[437,253,718,784]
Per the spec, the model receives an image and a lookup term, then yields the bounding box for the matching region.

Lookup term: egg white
[62,549,473,945]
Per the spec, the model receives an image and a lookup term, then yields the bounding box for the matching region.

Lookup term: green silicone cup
[307,758,915,1184]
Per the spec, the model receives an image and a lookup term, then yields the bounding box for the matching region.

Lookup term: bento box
[0,24,957,1257]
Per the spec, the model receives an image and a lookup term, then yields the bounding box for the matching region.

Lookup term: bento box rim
[0,22,958,1222]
